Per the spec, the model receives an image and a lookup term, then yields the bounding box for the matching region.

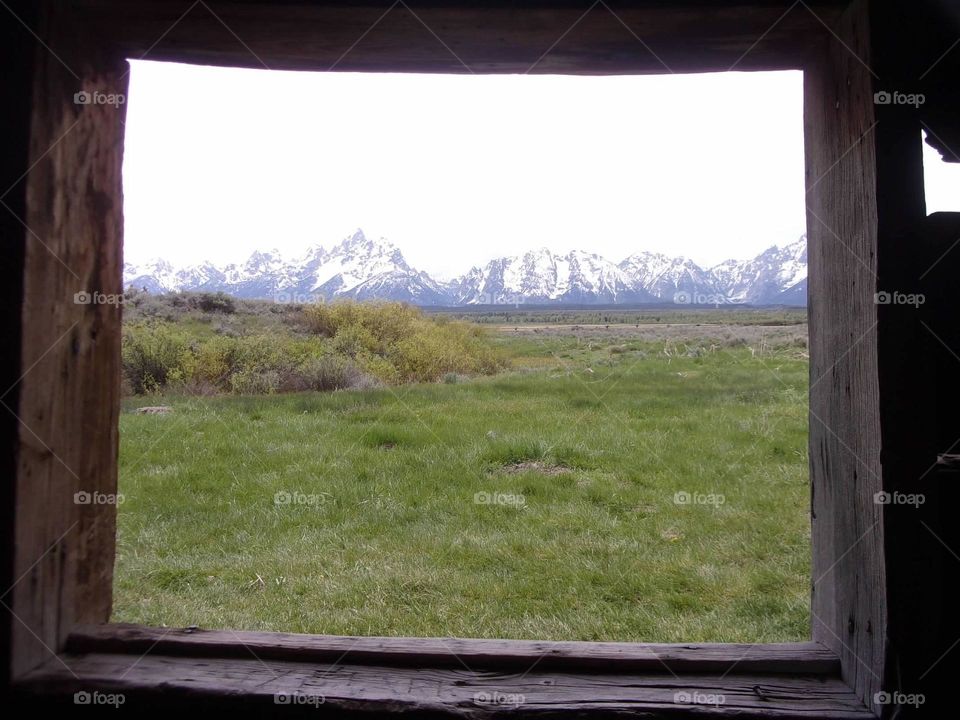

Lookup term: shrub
[293,355,358,392]
[354,353,399,385]
[120,299,508,396]
[193,292,236,314]
[306,300,508,384]
[331,324,379,358]
[122,323,188,394]
[179,336,236,389]
[442,372,476,385]
[230,369,281,395]
[304,300,419,344]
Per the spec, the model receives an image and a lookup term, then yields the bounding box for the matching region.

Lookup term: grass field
[114,315,811,642]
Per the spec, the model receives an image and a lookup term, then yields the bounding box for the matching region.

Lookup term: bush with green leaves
[121,323,189,394]
[121,300,508,395]
[193,292,236,314]
[304,301,507,384]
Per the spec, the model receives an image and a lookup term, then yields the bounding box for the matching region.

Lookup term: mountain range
[123,229,807,307]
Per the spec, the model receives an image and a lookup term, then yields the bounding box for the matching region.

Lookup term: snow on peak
[122,231,809,306]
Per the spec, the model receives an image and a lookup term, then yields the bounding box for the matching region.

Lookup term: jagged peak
[244,248,282,265]
[522,247,555,260]
[122,230,809,306]
[566,248,609,260]
[126,257,175,273]
[332,228,400,256]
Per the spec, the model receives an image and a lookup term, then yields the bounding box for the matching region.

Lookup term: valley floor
[114,321,810,642]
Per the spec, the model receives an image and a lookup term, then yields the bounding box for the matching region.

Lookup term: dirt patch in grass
[501,460,571,476]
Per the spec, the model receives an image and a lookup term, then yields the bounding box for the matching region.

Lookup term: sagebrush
[121,296,508,395]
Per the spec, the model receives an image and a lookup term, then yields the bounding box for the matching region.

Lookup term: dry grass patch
[501,460,572,476]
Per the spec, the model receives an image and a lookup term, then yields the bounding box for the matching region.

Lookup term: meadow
[114,298,810,643]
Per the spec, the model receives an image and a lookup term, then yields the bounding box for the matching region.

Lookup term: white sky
[923,131,960,215]
[121,61,960,278]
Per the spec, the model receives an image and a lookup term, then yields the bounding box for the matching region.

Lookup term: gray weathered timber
[18,652,874,718]
[68,623,841,675]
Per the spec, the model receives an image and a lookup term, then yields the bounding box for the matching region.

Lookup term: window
[115,64,811,645]
[7,1,945,716]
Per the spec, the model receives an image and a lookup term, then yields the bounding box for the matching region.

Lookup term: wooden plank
[72,0,847,75]
[9,0,126,677]
[803,0,885,713]
[68,623,841,675]
[0,0,39,691]
[869,2,952,714]
[16,652,874,718]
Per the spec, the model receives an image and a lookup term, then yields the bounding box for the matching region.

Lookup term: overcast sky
[122,61,959,278]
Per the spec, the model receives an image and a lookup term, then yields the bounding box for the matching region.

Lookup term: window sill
[13,624,873,718]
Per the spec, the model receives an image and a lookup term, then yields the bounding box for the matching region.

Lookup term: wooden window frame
[3,0,956,716]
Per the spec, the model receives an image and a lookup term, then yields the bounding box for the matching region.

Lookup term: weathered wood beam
[68,623,842,675]
[803,0,884,713]
[72,0,847,74]
[9,0,126,678]
[17,652,874,718]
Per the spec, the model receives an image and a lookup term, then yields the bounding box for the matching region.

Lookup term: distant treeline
[426,307,808,326]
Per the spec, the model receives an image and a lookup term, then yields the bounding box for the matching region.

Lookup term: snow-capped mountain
[122,258,181,294]
[124,230,448,305]
[123,230,808,306]
[618,252,721,302]
[452,248,656,305]
[299,231,449,305]
[709,236,807,305]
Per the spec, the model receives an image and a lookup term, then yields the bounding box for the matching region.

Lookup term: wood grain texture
[68,623,841,675]
[17,1,957,715]
[9,0,127,678]
[0,0,39,689]
[869,3,949,714]
[73,0,846,74]
[803,0,884,713]
[17,652,874,718]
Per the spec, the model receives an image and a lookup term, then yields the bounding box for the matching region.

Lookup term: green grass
[114,328,810,642]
